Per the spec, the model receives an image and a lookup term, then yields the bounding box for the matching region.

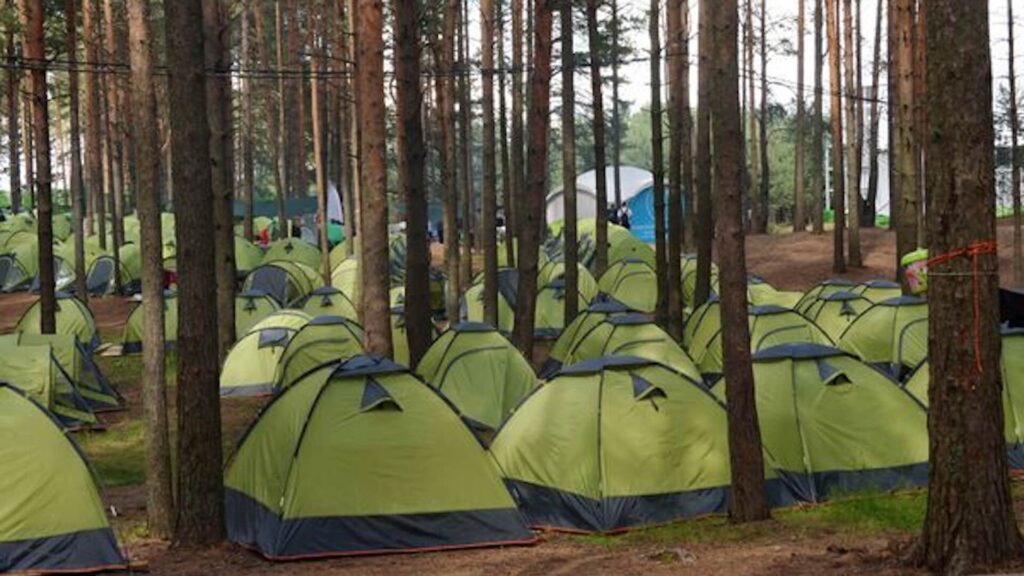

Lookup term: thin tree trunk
[745,0,762,233]
[865,0,883,229]
[396,0,431,365]
[892,0,917,289]
[811,0,825,233]
[916,1,1024,569]
[253,2,287,241]
[165,0,224,546]
[611,0,622,208]
[66,0,87,301]
[826,0,846,273]
[311,27,331,285]
[510,0,524,265]
[666,0,684,338]
[513,0,553,356]
[20,0,53,333]
[241,6,254,242]
[709,0,770,524]
[757,0,770,232]
[103,0,124,292]
[913,0,926,249]
[356,0,392,356]
[336,0,356,256]
[126,0,173,539]
[843,0,861,266]
[458,1,474,291]
[284,0,305,202]
[560,4,578,326]
[23,94,33,210]
[794,0,807,231]
[694,0,713,307]
[483,0,500,325]
[202,0,236,361]
[498,0,513,268]
[84,0,104,246]
[854,0,866,226]
[5,17,19,215]
[436,0,460,325]
[650,0,667,327]
[587,0,608,276]
[1009,0,1022,288]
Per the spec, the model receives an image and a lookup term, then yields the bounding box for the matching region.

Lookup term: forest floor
[4,225,1024,575]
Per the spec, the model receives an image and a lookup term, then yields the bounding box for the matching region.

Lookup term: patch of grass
[581,490,926,549]
[78,418,147,487]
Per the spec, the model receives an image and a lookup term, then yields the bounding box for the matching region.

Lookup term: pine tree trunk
[666,0,684,339]
[513,0,552,356]
[164,0,224,546]
[913,2,926,249]
[709,0,770,524]
[811,0,825,233]
[336,0,356,256]
[483,0,501,326]
[694,0,713,307]
[102,0,124,292]
[435,0,460,325]
[757,0,770,232]
[1009,0,1022,288]
[84,0,104,246]
[587,0,608,276]
[745,0,762,233]
[311,31,331,286]
[253,2,287,240]
[458,1,474,291]
[649,0,667,327]
[864,0,882,229]
[241,6,255,242]
[826,0,846,273]
[356,0,393,357]
[396,0,431,365]
[5,18,20,215]
[66,0,87,301]
[794,0,807,232]
[510,0,524,266]
[126,0,174,539]
[203,0,236,362]
[497,2,513,268]
[20,0,53,333]
[843,0,861,266]
[611,0,622,208]
[284,0,306,202]
[560,4,578,327]
[916,1,1024,570]
[892,0,917,288]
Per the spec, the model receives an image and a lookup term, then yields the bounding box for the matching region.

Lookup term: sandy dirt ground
[3,225,1022,575]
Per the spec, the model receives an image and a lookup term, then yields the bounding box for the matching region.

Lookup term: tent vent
[630,373,667,402]
[816,360,852,386]
[361,377,402,412]
[258,328,291,349]
[840,301,857,317]
[319,294,332,307]
[244,298,258,311]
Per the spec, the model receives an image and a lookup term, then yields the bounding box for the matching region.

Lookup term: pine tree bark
[483,0,501,326]
[253,2,287,240]
[284,0,306,201]
[864,0,882,229]
[66,0,87,301]
[745,0,762,233]
[435,0,460,325]
[892,0,917,288]
[843,0,861,266]
[826,0,846,273]
[20,0,53,333]
[611,0,622,208]
[560,4,578,326]
[1009,0,1022,288]
[22,96,32,210]
[794,0,807,232]
[102,0,123,291]
[757,0,770,232]
[510,0,524,265]
[126,0,174,539]
[396,0,431,365]
[84,0,104,247]
[5,19,20,216]
[164,0,224,546]
[497,1,513,268]
[240,6,255,242]
[356,0,393,356]
[513,0,552,356]
[666,0,684,339]
[587,0,608,276]
[649,0,667,327]
[916,1,1024,570]
[694,0,713,307]
[708,0,770,524]
[202,0,236,362]
[311,24,331,286]
[811,0,825,234]
[458,1,474,291]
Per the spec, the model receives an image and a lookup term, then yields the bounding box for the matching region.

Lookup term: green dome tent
[597,258,657,313]
[389,288,440,366]
[490,356,732,533]
[220,310,312,397]
[685,299,833,377]
[234,291,281,338]
[262,238,321,269]
[714,344,928,502]
[224,356,535,559]
[415,323,537,433]
[837,296,928,379]
[0,341,96,428]
[542,297,636,378]
[83,244,142,296]
[903,329,1024,468]
[235,236,264,276]
[242,260,320,307]
[0,333,122,412]
[122,292,178,353]
[681,255,719,308]
[330,258,360,305]
[852,279,902,303]
[16,293,100,350]
[746,276,802,309]
[801,291,874,342]
[462,269,518,334]
[0,384,126,573]
[553,314,702,384]
[299,286,359,321]
[0,237,37,291]
[795,279,858,314]
[275,315,365,390]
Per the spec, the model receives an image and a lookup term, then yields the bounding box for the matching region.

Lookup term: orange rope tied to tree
[925,240,999,374]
